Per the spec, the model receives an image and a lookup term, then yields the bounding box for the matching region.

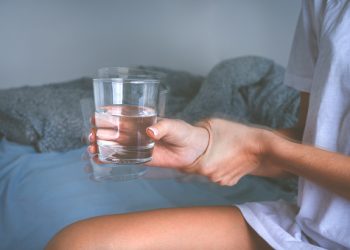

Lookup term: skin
[46,92,350,249]
[45,207,271,250]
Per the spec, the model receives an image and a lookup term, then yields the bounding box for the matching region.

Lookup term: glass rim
[95,67,166,81]
[93,79,160,85]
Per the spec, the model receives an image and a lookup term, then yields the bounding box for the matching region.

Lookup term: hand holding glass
[93,67,162,165]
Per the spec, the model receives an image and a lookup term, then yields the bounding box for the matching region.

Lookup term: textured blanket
[0,56,299,152]
[144,56,300,128]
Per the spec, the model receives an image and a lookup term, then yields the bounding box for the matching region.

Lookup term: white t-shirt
[237,1,350,249]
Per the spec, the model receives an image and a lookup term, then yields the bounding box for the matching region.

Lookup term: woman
[47,1,350,249]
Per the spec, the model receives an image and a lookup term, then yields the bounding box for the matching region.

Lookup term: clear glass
[93,67,163,165]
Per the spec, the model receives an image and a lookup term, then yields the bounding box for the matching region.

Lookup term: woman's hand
[88,115,270,186]
[182,119,268,186]
[144,119,210,168]
[88,117,210,169]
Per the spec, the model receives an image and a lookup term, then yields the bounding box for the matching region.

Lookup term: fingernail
[88,133,93,142]
[90,116,95,125]
[147,127,158,137]
[87,145,96,155]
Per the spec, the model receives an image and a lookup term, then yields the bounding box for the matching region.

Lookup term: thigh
[46,206,272,250]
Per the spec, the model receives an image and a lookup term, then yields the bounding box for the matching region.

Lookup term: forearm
[247,91,309,179]
[252,127,301,178]
[264,130,350,200]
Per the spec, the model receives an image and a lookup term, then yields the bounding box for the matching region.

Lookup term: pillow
[0,78,93,152]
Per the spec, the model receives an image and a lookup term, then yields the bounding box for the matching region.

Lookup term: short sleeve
[284,0,319,93]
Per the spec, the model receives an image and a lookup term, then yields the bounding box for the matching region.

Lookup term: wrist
[183,120,212,172]
[246,128,279,177]
[259,128,294,171]
[196,127,210,156]
[190,120,211,164]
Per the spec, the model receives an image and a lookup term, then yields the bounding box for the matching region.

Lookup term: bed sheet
[0,139,296,250]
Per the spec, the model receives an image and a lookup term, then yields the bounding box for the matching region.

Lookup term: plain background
[0,0,301,89]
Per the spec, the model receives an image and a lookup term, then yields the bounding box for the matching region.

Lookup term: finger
[227,177,240,186]
[209,174,225,184]
[146,127,158,141]
[146,118,190,142]
[95,116,141,141]
[146,118,173,141]
[92,154,110,165]
[89,128,97,143]
[94,111,118,128]
[94,106,141,130]
[96,128,118,141]
[96,130,147,146]
[214,175,233,186]
[88,144,98,154]
[220,169,242,186]
[90,114,96,126]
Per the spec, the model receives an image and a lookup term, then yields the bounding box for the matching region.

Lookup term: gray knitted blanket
[0,56,299,152]
[145,56,299,128]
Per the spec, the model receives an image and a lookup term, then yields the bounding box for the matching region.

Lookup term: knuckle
[156,118,170,131]
[157,117,168,125]
[181,166,195,174]
[208,173,221,183]
[212,174,220,181]
[90,115,96,126]
[90,127,97,135]
[229,178,239,186]
[199,167,213,177]
[219,179,228,186]
[174,119,190,130]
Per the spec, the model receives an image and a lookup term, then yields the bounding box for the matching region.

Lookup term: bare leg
[46,206,271,250]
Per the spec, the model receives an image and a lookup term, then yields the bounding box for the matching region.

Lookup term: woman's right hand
[88,118,210,169]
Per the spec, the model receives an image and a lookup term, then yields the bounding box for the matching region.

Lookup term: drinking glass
[93,67,163,165]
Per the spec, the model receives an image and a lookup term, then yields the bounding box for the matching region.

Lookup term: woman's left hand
[183,118,268,186]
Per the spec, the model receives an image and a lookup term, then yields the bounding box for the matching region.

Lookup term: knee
[45,221,95,250]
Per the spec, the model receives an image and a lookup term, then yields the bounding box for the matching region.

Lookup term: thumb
[146,118,172,141]
[146,118,190,142]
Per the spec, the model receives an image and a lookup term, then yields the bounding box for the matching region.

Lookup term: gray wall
[0,0,301,89]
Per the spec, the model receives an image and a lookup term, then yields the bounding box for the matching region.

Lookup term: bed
[0,56,299,250]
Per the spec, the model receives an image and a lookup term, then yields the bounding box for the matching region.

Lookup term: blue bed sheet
[0,139,296,250]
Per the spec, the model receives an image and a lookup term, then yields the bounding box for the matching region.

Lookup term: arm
[277,92,309,142]
[252,91,350,200]
[253,92,309,178]
[179,92,350,201]
[185,116,350,201]
[262,129,350,200]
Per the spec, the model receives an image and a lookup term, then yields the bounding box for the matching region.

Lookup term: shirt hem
[236,204,283,249]
[284,72,312,93]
